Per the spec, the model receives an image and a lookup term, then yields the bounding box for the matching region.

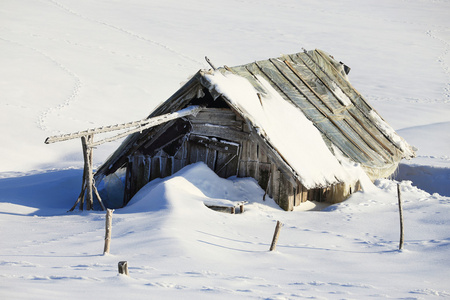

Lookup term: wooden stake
[118,261,129,276]
[269,220,283,251]
[82,135,94,210]
[397,183,404,250]
[103,209,114,254]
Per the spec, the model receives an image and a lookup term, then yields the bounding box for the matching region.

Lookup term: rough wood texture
[191,123,249,141]
[118,261,129,276]
[103,209,113,254]
[70,134,105,211]
[270,221,283,251]
[114,104,358,211]
[278,173,293,211]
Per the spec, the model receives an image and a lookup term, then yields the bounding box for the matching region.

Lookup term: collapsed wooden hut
[94,49,415,211]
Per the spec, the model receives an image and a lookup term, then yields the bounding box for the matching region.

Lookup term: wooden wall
[121,106,354,210]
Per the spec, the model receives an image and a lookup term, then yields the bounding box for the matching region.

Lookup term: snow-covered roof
[96,49,415,189]
[199,49,415,186]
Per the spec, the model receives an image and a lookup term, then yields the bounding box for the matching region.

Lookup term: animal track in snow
[46,0,203,68]
[426,29,450,102]
[0,37,81,133]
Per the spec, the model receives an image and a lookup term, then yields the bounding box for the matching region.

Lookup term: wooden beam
[45,105,203,145]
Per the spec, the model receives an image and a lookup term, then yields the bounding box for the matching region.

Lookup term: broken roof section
[95,49,415,190]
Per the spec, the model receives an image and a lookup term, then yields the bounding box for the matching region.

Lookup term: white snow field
[1,0,449,299]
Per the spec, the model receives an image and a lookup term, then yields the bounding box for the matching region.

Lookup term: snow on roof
[204,71,359,189]
[96,50,415,189]
[368,110,416,158]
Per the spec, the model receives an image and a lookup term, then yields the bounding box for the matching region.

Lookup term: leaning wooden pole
[270,220,283,251]
[397,183,404,250]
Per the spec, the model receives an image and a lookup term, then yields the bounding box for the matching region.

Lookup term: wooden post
[397,183,404,250]
[69,134,105,211]
[118,261,129,276]
[231,206,235,214]
[82,134,94,210]
[269,220,283,251]
[240,204,245,213]
[103,209,114,254]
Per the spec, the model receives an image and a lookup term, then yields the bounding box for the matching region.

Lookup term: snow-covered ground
[1,0,449,299]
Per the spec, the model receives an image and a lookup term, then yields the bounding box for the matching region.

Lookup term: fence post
[118,261,129,276]
[103,209,114,254]
[270,221,283,251]
[397,183,404,250]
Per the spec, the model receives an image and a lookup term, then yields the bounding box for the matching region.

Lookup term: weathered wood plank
[258,147,269,164]
[258,163,271,191]
[189,119,243,130]
[248,141,259,161]
[189,108,243,130]
[159,156,170,178]
[247,161,258,179]
[225,154,239,178]
[278,173,293,211]
[271,165,280,202]
[215,152,238,178]
[239,140,249,162]
[189,134,239,154]
[172,157,184,174]
[238,161,247,177]
[191,123,249,141]
[206,148,217,170]
[191,108,237,121]
[150,156,161,181]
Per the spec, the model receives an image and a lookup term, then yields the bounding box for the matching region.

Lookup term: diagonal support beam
[45,105,203,145]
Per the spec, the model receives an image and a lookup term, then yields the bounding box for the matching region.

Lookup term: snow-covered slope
[1,0,449,298]
[1,163,450,299]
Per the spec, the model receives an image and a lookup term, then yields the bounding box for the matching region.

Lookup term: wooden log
[397,183,404,250]
[231,207,235,214]
[103,209,114,254]
[240,204,245,213]
[118,261,129,276]
[81,135,94,210]
[270,220,283,251]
